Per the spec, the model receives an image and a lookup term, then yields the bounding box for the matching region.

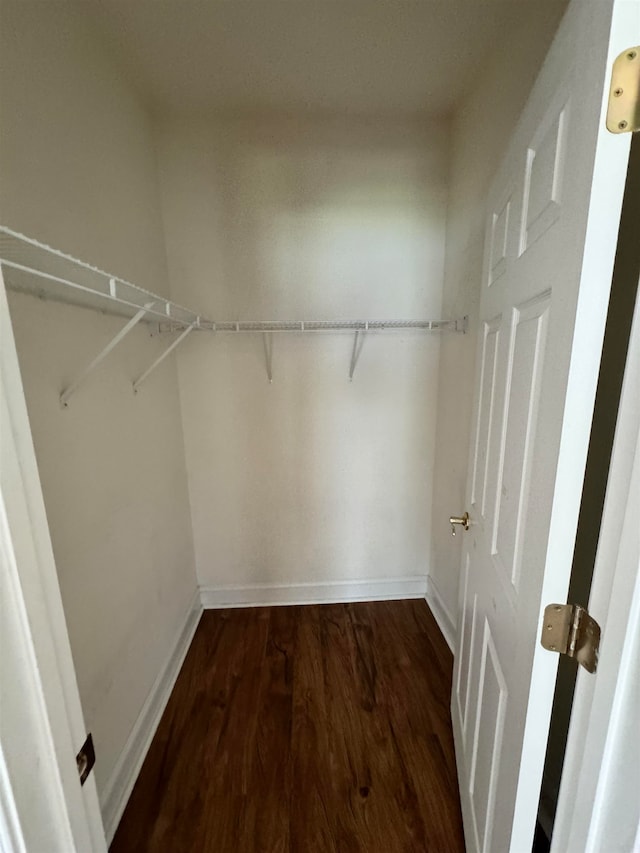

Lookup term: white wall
[429,6,569,634]
[0,3,197,805]
[156,116,449,591]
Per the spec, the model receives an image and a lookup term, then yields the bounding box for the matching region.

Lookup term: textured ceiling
[84,1,568,118]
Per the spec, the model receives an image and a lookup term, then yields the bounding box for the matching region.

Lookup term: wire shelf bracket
[262,332,274,383]
[60,303,155,407]
[349,329,365,381]
[133,325,194,394]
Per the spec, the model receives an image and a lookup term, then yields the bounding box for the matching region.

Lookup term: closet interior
[0,1,568,845]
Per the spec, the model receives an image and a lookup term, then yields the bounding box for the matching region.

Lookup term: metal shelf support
[262,332,274,383]
[133,325,194,394]
[60,303,154,407]
[349,329,365,381]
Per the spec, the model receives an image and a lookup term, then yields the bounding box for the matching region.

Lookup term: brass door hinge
[606,47,640,133]
[540,604,601,673]
[76,733,95,786]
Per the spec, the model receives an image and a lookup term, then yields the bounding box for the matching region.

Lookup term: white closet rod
[172,318,467,333]
[0,226,467,396]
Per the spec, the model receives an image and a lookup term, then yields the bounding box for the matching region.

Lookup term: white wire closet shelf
[0,226,207,327]
[175,317,466,333]
[0,226,467,397]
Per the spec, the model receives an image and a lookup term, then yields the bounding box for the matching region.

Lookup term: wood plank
[110,600,465,853]
[234,605,297,852]
[290,603,337,852]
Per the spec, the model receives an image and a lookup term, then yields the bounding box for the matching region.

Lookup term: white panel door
[451,3,637,852]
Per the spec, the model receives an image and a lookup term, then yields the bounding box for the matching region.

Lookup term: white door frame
[552,272,640,852]
[0,270,106,852]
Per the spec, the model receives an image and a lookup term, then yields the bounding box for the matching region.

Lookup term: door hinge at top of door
[76,732,95,786]
[540,603,601,673]
[606,47,640,133]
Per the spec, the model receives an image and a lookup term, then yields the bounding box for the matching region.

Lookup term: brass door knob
[449,512,470,536]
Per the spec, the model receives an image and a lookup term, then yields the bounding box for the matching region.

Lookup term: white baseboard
[101,589,202,844]
[200,576,428,609]
[425,575,457,653]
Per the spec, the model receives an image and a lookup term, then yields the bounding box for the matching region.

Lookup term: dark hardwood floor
[110,600,465,852]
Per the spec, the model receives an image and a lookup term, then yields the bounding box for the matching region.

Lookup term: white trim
[552,275,640,852]
[425,575,457,653]
[199,576,427,609]
[0,746,27,853]
[101,590,202,844]
[1,269,106,851]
